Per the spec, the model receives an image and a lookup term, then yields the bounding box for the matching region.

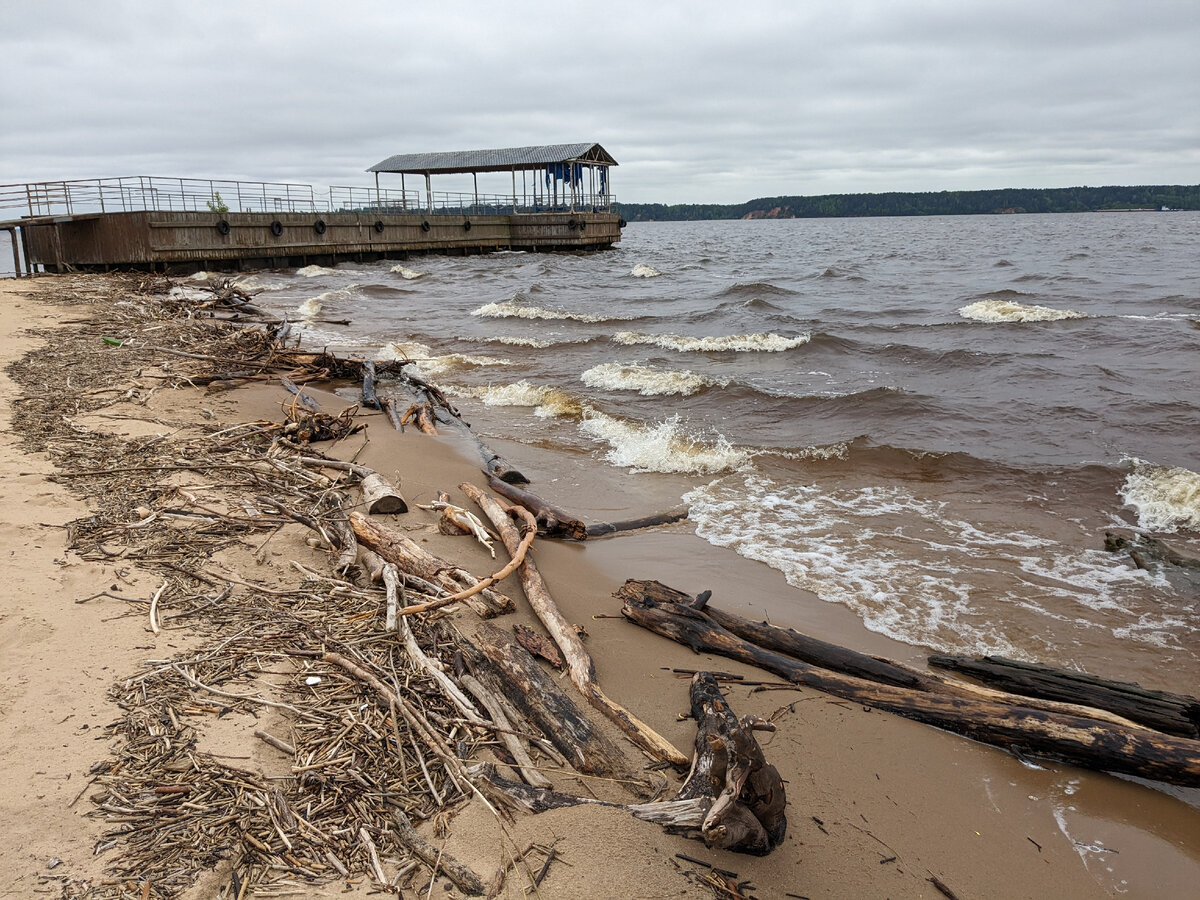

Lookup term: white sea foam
[631,263,663,278]
[611,331,811,353]
[472,299,623,323]
[1119,462,1200,532]
[492,335,556,348]
[958,299,1087,323]
[579,413,749,474]
[232,274,284,292]
[296,264,335,277]
[580,362,725,396]
[377,340,512,379]
[296,298,323,319]
[684,474,1150,656]
[390,265,425,280]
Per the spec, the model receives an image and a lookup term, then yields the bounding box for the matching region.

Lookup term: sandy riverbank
[2,274,1197,899]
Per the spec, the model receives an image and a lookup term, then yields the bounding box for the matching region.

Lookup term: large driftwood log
[484,475,588,541]
[294,456,407,514]
[462,483,689,768]
[929,655,1200,739]
[456,623,629,777]
[636,581,932,690]
[348,512,513,618]
[472,672,787,855]
[1104,530,1200,571]
[618,581,1200,788]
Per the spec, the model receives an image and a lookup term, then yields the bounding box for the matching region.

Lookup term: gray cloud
[2,0,1197,203]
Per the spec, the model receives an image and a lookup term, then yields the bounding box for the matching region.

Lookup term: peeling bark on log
[929,655,1200,739]
[513,623,564,670]
[484,475,588,541]
[455,623,629,778]
[629,580,931,690]
[619,582,1200,788]
[471,673,786,856]
[348,512,513,618]
[462,484,689,768]
[586,508,690,538]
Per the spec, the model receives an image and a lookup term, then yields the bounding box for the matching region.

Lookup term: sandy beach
[3,273,1198,899]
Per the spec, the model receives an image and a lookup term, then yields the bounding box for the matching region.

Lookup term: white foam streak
[581,362,725,396]
[377,341,512,379]
[958,299,1087,322]
[472,300,618,323]
[631,263,663,278]
[391,265,425,280]
[684,474,1151,655]
[1119,462,1200,532]
[612,331,811,352]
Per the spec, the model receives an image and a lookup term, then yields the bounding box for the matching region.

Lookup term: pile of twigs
[8,276,539,898]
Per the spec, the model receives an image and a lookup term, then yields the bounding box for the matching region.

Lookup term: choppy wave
[377,341,512,379]
[580,413,749,474]
[391,265,425,280]
[472,299,629,323]
[685,473,1152,656]
[445,381,586,419]
[959,299,1087,323]
[612,330,811,352]
[716,281,798,298]
[1119,462,1200,532]
[580,362,727,396]
[232,274,285,292]
[297,298,323,319]
[297,264,336,277]
[631,263,662,278]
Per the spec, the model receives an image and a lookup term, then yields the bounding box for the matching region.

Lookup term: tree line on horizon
[614,185,1200,221]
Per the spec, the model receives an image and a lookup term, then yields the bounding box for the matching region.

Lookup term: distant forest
[615,185,1200,221]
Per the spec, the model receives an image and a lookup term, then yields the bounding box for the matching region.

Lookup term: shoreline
[2,274,1197,898]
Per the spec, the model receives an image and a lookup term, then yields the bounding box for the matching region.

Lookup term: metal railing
[0,177,320,217]
[0,176,615,219]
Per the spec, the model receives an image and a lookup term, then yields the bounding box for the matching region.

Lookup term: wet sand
[2,274,1198,898]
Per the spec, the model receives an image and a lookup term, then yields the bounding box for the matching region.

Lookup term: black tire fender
[463,219,472,232]
[216,220,231,236]
[313,219,327,234]
[270,220,283,237]
[421,220,431,232]
[374,220,385,233]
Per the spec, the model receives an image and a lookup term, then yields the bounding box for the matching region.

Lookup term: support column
[425,173,433,214]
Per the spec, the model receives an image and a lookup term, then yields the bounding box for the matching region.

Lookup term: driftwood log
[586,508,690,538]
[348,512,513,618]
[474,672,786,855]
[929,655,1200,739]
[294,456,407,514]
[485,475,588,541]
[618,579,1200,788]
[1104,530,1200,571]
[455,623,628,778]
[461,483,689,768]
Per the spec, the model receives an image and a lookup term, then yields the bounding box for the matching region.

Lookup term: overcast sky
[2,0,1197,204]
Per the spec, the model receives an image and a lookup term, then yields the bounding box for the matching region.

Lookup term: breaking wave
[631,264,663,278]
[958,299,1087,323]
[611,331,811,353]
[297,298,323,319]
[390,265,425,280]
[579,413,750,474]
[296,264,336,277]
[377,341,512,379]
[472,299,628,323]
[580,362,727,396]
[1119,462,1200,532]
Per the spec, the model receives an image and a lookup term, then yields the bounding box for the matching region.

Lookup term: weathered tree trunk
[359,472,407,514]
[461,484,689,768]
[484,475,588,541]
[1105,530,1200,570]
[455,623,629,778]
[618,581,1200,788]
[361,359,381,409]
[633,580,931,690]
[586,508,690,538]
[929,654,1200,739]
[392,811,486,896]
[348,512,513,618]
[471,672,787,856]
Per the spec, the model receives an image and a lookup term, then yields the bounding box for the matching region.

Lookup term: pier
[1,143,623,276]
